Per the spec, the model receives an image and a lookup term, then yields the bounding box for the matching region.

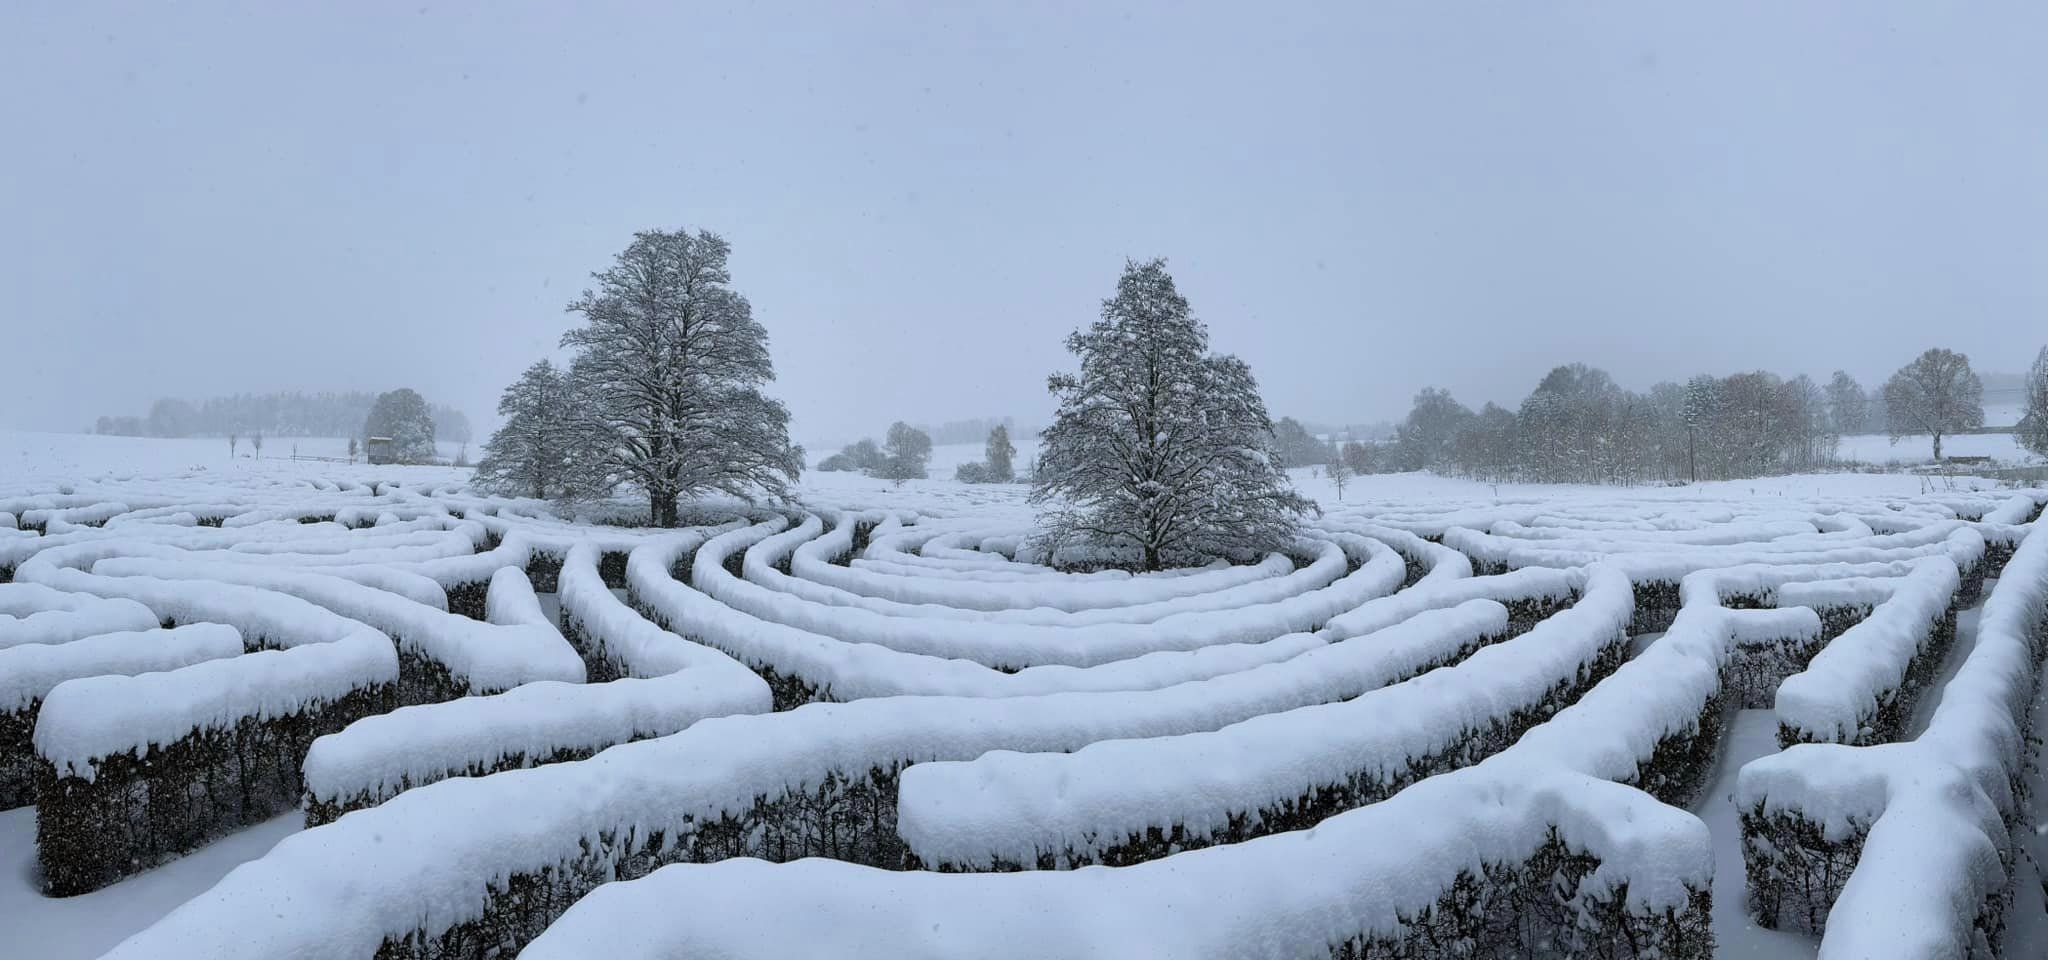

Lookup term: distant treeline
[916,416,1024,447]
[1323,347,2035,486]
[94,392,471,443]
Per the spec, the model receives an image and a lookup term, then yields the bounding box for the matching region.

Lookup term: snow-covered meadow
[3,429,2046,958]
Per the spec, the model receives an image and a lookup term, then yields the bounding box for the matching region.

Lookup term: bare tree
[562,228,801,526]
[1325,440,1351,501]
[1884,348,1984,461]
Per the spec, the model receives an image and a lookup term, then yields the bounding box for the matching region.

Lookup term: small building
[365,436,395,465]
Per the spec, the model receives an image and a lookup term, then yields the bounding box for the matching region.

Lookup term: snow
[301,543,769,810]
[1774,556,1962,743]
[0,806,301,960]
[0,623,243,713]
[34,630,395,780]
[4,433,2044,959]
[897,566,1630,868]
[518,766,1712,960]
[1835,430,2039,466]
[0,583,159,651]
[1736,514,2048,958]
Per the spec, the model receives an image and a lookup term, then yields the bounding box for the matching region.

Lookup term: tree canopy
[1031,258,1312,571]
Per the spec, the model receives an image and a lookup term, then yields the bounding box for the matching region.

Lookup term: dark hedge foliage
[373,763,907,959]
[38,681,395,895]
[968,630,1627,871]
[445,580,490,621]
[1329,830,1713,960]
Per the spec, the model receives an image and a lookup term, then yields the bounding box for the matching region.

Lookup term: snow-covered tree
[1393,388,1472,472]
[1825,371,1867,437]
[1031,258,1313,571]
[2017,345,2048,459]
[818,437,884,473]
[1340,439,1376,477]
[1884,348,1984,461]
[1681,375,1720,482]
[364,388,437,464]
[876,421,931,481]
[1272,417,1326,468]
[474,359,592,500]
[561,228,801,526]
[984,424,1017,482]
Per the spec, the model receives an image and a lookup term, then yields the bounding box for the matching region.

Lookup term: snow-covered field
[1836,430,2038,466]
[3,429,2046,959]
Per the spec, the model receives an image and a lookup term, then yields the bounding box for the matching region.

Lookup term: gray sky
[4,3,2044,444]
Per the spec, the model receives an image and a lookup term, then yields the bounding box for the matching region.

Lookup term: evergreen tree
[2017,346,2048,459]
[1883,348,1984,461]
[1031,258,1312,571]
[474,360,589,500]
[1681,375,1720,482]
[364,388,438,463]
[561,228,801,526]
[984,424,1017,482]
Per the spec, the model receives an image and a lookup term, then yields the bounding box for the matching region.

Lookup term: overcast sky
[4,3,2043,445]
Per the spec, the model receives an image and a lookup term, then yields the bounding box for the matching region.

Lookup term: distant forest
[94,392,472,443]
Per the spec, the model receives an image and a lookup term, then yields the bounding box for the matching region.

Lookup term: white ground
[0,430,473,485]
[2,428,2041,958]
[1835,431,2039,466]
[0,808,300,959]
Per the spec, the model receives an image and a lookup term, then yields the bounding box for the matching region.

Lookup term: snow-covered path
[0,807,301,960]
[1904,582,1993,738]
[1694,577,1999,957]
[1695,708,1820,959]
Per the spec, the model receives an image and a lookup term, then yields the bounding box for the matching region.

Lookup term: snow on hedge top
[0,623,242,712]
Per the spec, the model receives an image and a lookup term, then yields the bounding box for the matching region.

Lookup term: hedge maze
[3,470,2043,958]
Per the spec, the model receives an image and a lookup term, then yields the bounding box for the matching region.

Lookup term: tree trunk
[650,488,679,528]
[1933,433,1943,461]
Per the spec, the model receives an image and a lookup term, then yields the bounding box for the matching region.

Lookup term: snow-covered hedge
[0,622,243,807]
[1773,556,1961,746]
[1738,514,2048,952]
[0,581,159,650]
[27,581,396,894]
[704,516,1402,670]
[302,543,770,823]
[630,526,1328,705]
[897,566,1634,869]
[86,552,581,701]
[517,765,1710,960]
[94,589,1541,958]
[794,519,1297,611]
